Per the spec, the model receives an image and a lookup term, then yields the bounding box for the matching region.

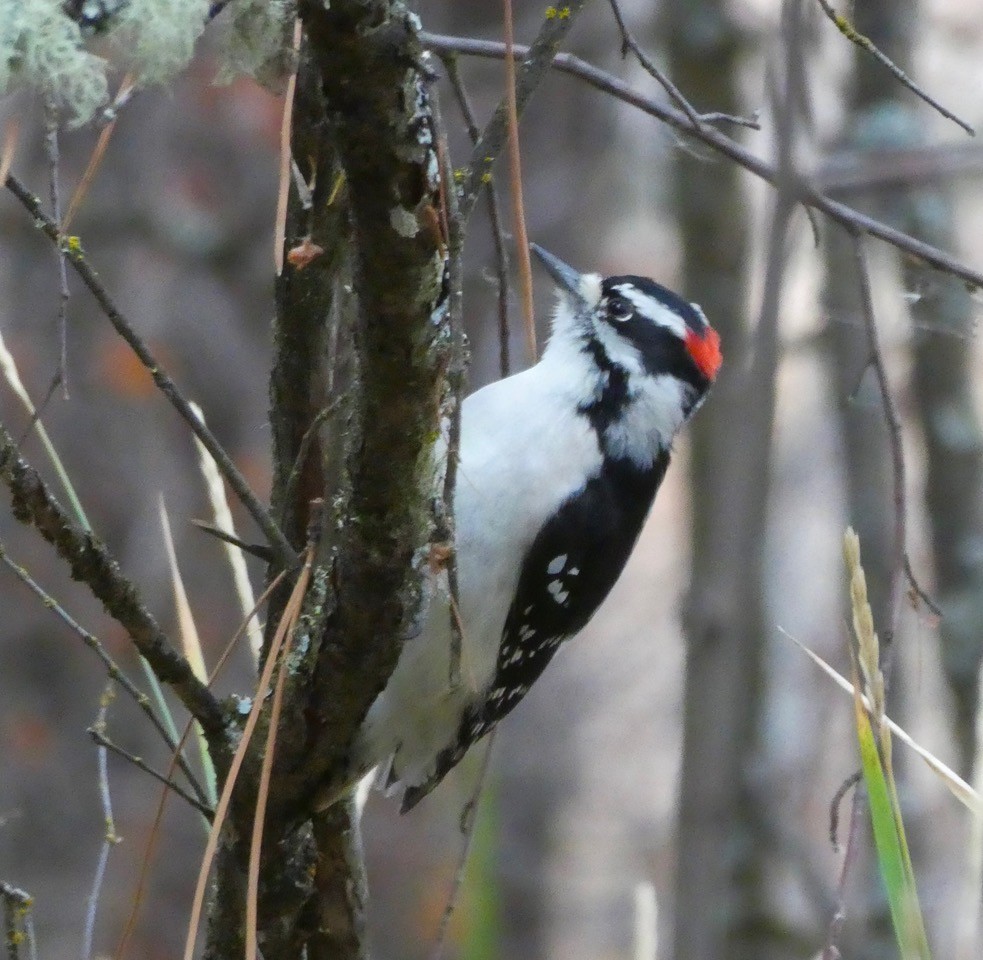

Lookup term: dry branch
[0,419,227,744]
[457,0,594,219]
[2,172,296,569]
[422,33,983,288]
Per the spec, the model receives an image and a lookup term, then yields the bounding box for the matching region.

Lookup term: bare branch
[458,0,594,219]
[83,689,120,960]
[0,419,227,743]
[606,0,760,131]
[440,54,512,376]
[822,779,865,960]
[2,172,297,569]
[848,229,932,656]
[814,0,974,136]
[421,33,983,288]
[0,882,35,960]
[0,541,211,806]
[87,726,213,816]
[818,141,983,195]
[43,100,70,399]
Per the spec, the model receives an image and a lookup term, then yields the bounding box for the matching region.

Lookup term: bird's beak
[530,244,583,298]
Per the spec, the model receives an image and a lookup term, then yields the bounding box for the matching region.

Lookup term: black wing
[400,452,669,812]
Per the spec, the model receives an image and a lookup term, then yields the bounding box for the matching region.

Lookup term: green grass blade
[854,693,930,959]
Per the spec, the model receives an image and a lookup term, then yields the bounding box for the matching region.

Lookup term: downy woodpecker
[340,245,721,812]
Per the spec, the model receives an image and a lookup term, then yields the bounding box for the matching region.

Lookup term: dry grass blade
[182,561,307,960]
[190,402,263,666]
[0,327,90,528]
[159,496,218,808]
[0,117,20,192]
[114,571,286,960]
[275,20,303,275]
[63,74,135,233]
[159,498,208,682]
[780,626,981,814]
[502,0,536,364]
[245,550,311,960]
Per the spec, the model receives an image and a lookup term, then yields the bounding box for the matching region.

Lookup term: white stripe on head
[611,284,687,339]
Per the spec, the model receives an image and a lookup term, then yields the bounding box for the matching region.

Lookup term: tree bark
[204,3,453,956]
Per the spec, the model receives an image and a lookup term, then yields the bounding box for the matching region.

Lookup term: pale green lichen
[214,0,295,90]
[111,0,209,85]
[0,0,109,125]
[0,0,294,126]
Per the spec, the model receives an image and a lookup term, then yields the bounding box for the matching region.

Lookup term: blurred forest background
[2,0,983,959]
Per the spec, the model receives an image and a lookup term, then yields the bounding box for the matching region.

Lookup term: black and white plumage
[347,245,721,812]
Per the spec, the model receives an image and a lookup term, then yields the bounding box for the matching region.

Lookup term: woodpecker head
[531,244,721,463]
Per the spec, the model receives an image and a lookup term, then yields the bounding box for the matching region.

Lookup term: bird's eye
[607,298,633,322]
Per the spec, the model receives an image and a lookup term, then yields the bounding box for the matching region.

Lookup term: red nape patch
[685,327,722,380]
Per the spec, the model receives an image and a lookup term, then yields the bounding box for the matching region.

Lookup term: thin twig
[849,230,914,658]
[904,554,942,617]
[0,541,211,806]
[1,882,34,960]
[419,34,983,289]
[458,1,593,220]
[606,0,760,131]
[43,99,70,398]
[430,732,496,960]
[814,0,974,137]
[828,769,862,849]
[0,417,227,741]
[822,782,866,960]
[440,54,512,377]
[87,726,212,816]
[3,171,296,569]
[83,688,121,960]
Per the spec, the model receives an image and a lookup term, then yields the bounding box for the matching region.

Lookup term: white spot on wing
[547,554,567,575]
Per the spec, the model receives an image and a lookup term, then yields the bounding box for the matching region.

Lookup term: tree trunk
[661,3,776,958]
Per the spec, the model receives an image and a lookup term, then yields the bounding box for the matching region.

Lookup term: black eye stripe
[606,297,633,321]
[604,275,707,334]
